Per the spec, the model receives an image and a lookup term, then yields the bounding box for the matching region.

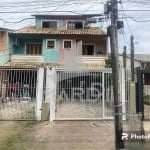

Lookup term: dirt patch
[0,121,115,150]
[27,121,115,150]
[0,120,150,150]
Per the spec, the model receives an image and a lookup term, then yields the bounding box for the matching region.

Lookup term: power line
[120,3,133,35]
[124,16,150,22]
[0,18,34,23]
[119,9,150,11]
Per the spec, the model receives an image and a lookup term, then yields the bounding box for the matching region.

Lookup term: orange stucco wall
[0,32,7,51]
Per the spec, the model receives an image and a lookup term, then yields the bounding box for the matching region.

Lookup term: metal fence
[0,68,37,120]
[55,69,114,120]
[137,70,150,120]
[143,73,150,120]
[0,67,130,121]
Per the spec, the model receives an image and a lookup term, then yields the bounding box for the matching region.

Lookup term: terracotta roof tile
[3,62,105,69]
[12,26,106,36]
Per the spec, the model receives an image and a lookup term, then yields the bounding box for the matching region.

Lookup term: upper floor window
[46,39,56,49]
[42,21,57,29]
[67,21,83,29]
[63,40,72,49]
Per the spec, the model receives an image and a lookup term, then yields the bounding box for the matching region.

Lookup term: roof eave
[9,33,107,38]
[32,14,102,19]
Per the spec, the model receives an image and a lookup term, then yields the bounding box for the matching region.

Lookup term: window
[67,21,83,29]
[26,43,42,55]
[42,21,57,29]
[64,40,72,49]
[96,48,103,55]
[82,45,94,55]
[47,40,56,49]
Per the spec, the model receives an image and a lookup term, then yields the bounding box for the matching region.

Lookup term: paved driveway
[55,101,113,119]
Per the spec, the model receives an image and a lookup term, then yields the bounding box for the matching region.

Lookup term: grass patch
[144,95,150,105]
[0,134,28,150]
[0,121,36,150]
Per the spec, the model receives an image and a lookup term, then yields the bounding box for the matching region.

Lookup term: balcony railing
[10,54,44,62]
[75,56,107,64]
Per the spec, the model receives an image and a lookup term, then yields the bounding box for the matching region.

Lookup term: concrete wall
[42,38,59,62]
[0,32,7,51]
[59,39,77,62]
[9,35,60,62]
[0,52,9,65]
[0,31,9,65]
[9,36,43,55]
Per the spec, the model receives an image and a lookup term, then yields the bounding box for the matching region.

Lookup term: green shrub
[144,95,150,105]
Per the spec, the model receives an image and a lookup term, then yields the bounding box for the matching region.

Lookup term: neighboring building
[134,54,150,70]
[119,54,141,69]
[119,54,150,70]
[0,28,12,65]
[7,13,108,68]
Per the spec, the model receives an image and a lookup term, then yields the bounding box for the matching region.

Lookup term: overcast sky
[0,0,149,54]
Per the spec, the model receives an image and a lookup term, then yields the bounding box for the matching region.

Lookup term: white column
[36,68,44,121]
[102,72,105,118]
[121,68,126,120]
[48,69,56,121]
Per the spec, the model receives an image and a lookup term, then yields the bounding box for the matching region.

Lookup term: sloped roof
[119,53,150,62]
[32,13,101,19]
[131,54,150,62]
[0,27,13,32]
[10,26,106,36]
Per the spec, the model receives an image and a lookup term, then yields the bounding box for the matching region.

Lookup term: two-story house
[8,13,108,68]
[0,14,110,121]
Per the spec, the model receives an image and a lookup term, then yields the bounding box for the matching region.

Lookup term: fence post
[102,71,105,118]
[49,68,56,121]
[36,67,44,121]
[129,81,136,113]
[121,68,126,120]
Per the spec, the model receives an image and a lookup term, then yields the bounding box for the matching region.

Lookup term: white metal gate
[0,68,37,120]
[54,69,114,120]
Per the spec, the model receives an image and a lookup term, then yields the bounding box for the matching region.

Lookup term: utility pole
[109,0,124,149]
[123,46,127,69]
[130,35,134,81]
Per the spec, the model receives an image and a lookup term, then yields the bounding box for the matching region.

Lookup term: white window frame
[63,40,72,49]
[42,20,57,29]
[66,20,84,29]
[46,39,56,49]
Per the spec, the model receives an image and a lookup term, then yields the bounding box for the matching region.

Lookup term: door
[26,43,42,55]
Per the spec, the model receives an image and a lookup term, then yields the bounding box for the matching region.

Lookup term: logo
[122,133,128,140]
